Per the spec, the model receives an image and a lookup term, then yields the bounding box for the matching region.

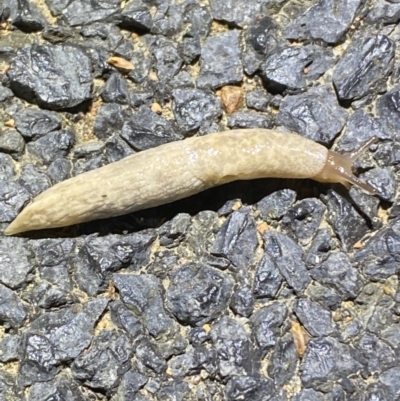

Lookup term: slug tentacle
[311,138,378,195]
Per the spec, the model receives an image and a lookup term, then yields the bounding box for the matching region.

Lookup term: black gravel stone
[293,298,335,337]
[105,134,134,163]
[93,102,131,141]
[304,228,335,269]
[210,0,266,28]
[7,44,93,110]
[281,198,326,246]
[367,0,400,24]
[6,0,47,32]
[28,374,87,401]
[278,86,348,145]
[0,85,14,102]
[211,208,258,270]
[136,339,167,374]
[74,231,155,295]
[354,218,400,280]
[211,316,258,377]
[323,190,369,251]
[46,158,72,183]
[121,106,183,151]
[336,109,391,153]
[261,46,334,93]
[166,262,233,326]
[227,111,274,129]
[268,334,298,388]
[360,167,396,201]
[257,189,297,222]
[301,337,362,390]
[225,376,275,401]
[376,86,400,138]
[253,253,284,299]
[72,329,133,393]
[47,0,120,26]
[250,303,287,354]
[0,153,16,181]
[246,89,271,112]
[113,368,148,399]
[18,164,51,197]
[333,34,395,102]
[19,298,108,386]
[101,73,131,105]
[179,37,201,64]
[311,252,362,300]
[41,25,74,44]
[0,334,20,362]
[27,129,75,165]
[357,332,396,374]
[168,344,217,378]
[263,231,311,293]
[0,180,31,225]
[197,31,243,89]
[0,282,26,328]
[128,50,152,83]
[118,0,153,32]
[0,129,25,157]
[283,0,362,44]
[172,88,221,133]
[229,285,254,317]
[153,40,183,82]
[114,273,178,339]
[14,109,62,139]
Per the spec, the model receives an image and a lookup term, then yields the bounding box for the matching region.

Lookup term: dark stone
[211,208,258,270]
[166,262,233,326]
[311,252,362,299]
[283,0,362,44]
[227,111,274,129]
[101,73,131,105]
[0,129,25,157]
[253,254,284,299]
[293,298,335,337]
[72,329,133,392]
[14,109,62,139]
[211,316,258,377]
[172,88,221,133]
[257,189,297,222]
[333,34,395,102]
[261,46,334,93]
[323,190,369,251]
[281,198,326,246]
[197,31,243,89]
[7,44,92,110]
[354,218,400,280]
[121,106,183,151]
[301,337,362,390]
[28,129,75,165]
[263,231,311,293]
[114,273,178,339]
[0,180,31,225]
[250,303,287,354]
[225,376,275,401]
[18,164,51,196]
[278,86,347,145]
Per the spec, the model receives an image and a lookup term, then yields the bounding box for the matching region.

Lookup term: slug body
[4,129,376,235]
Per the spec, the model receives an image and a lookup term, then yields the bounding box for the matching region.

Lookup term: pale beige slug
[4,129,376,235]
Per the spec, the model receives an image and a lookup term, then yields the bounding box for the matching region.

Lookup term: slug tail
[312,139,377,195]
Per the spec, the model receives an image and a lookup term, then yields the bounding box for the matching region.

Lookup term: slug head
[312,138,377,195]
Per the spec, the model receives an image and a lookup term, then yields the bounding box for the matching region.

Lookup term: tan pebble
[220,86,243,114]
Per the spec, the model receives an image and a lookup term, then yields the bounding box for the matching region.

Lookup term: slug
[4,129,376,235]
